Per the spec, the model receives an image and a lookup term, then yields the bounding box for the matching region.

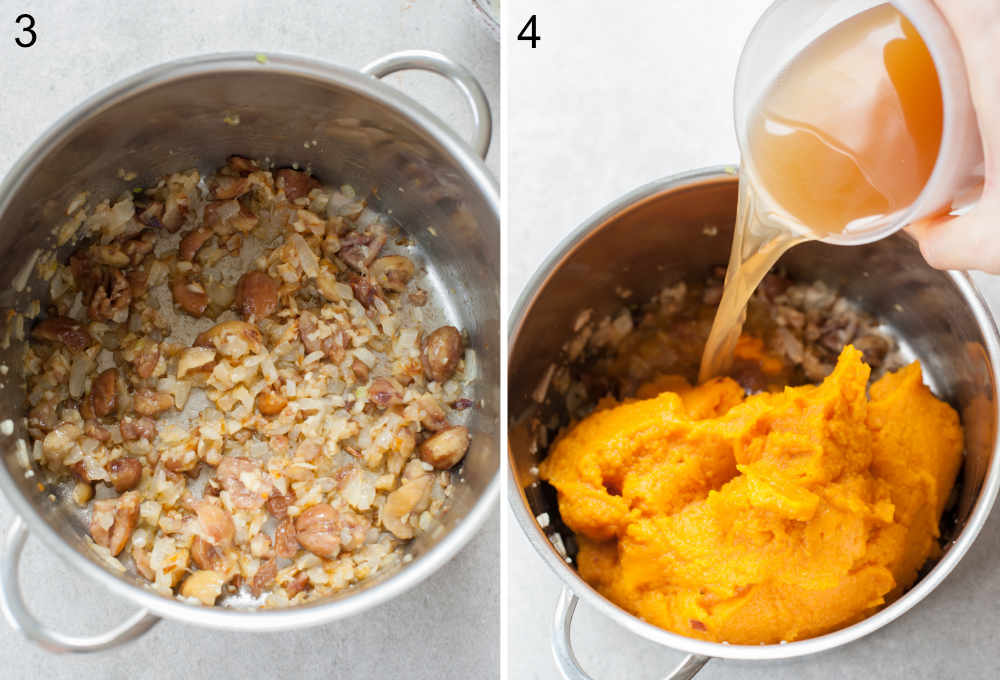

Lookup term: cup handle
[361,50,492,160]
[553,588,711,680]
[0,516,160,653]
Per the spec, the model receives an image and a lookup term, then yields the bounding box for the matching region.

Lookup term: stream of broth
[698,3,943,383]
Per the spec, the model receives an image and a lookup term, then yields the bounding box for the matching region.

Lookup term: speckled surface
[507,0,1000,678]
[0,1,498,678]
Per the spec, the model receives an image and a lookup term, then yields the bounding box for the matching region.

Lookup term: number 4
[518,15,539,48]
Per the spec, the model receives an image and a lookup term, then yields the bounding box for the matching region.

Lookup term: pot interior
[509,171,998,646]
[0,56,498,609]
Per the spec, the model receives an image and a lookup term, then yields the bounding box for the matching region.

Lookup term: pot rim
[507,165,1000,660]
[0,51,499,632]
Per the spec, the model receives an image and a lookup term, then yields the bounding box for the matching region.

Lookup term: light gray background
[0,1,498,679]
[508,1,1000,678]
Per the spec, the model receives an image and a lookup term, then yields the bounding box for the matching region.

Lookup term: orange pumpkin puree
[539,346,963,644]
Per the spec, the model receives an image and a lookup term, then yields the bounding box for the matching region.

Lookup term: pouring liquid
[699,3,943,383]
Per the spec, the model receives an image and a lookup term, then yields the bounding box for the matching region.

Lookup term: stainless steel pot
[508,168,1000,679]
[0,50,499,651]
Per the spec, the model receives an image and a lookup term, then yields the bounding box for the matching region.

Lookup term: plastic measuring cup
[734,0,985,246]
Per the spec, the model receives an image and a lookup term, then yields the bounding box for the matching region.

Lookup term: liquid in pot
[700,4,943,381]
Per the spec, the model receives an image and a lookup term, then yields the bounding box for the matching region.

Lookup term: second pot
[508,167,1000,679]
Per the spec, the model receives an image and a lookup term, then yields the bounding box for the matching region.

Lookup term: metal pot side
[0,52,499,635]
[508,167,1000,662]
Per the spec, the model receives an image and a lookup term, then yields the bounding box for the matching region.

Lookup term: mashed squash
[539,346,963,644]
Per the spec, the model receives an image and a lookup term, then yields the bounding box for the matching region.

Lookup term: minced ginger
[540,345,963,644]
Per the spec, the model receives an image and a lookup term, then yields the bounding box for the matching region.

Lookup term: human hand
[907,0,1000,273]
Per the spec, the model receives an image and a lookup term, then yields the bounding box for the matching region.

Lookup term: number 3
[15,13,36,48]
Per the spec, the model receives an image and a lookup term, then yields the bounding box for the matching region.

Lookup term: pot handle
[0,516,160,653]
[553,588,711,680]
[361,50,492,159]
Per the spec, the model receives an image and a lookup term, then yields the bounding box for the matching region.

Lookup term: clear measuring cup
[734,0,985,246]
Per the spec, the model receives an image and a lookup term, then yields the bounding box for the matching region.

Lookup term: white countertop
[0,1,498,678]
[507,0,1000,677]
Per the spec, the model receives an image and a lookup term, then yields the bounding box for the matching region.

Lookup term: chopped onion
[104,197,136,241]
[290,233,318,278]
[396,327,419,354]
[303,350,325,365]
[208,280,236,308]
[463,349,477,383]
[334,281,353,301]
[337,202,365,219]
[69,356,94,398]
[353,347,376,368]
